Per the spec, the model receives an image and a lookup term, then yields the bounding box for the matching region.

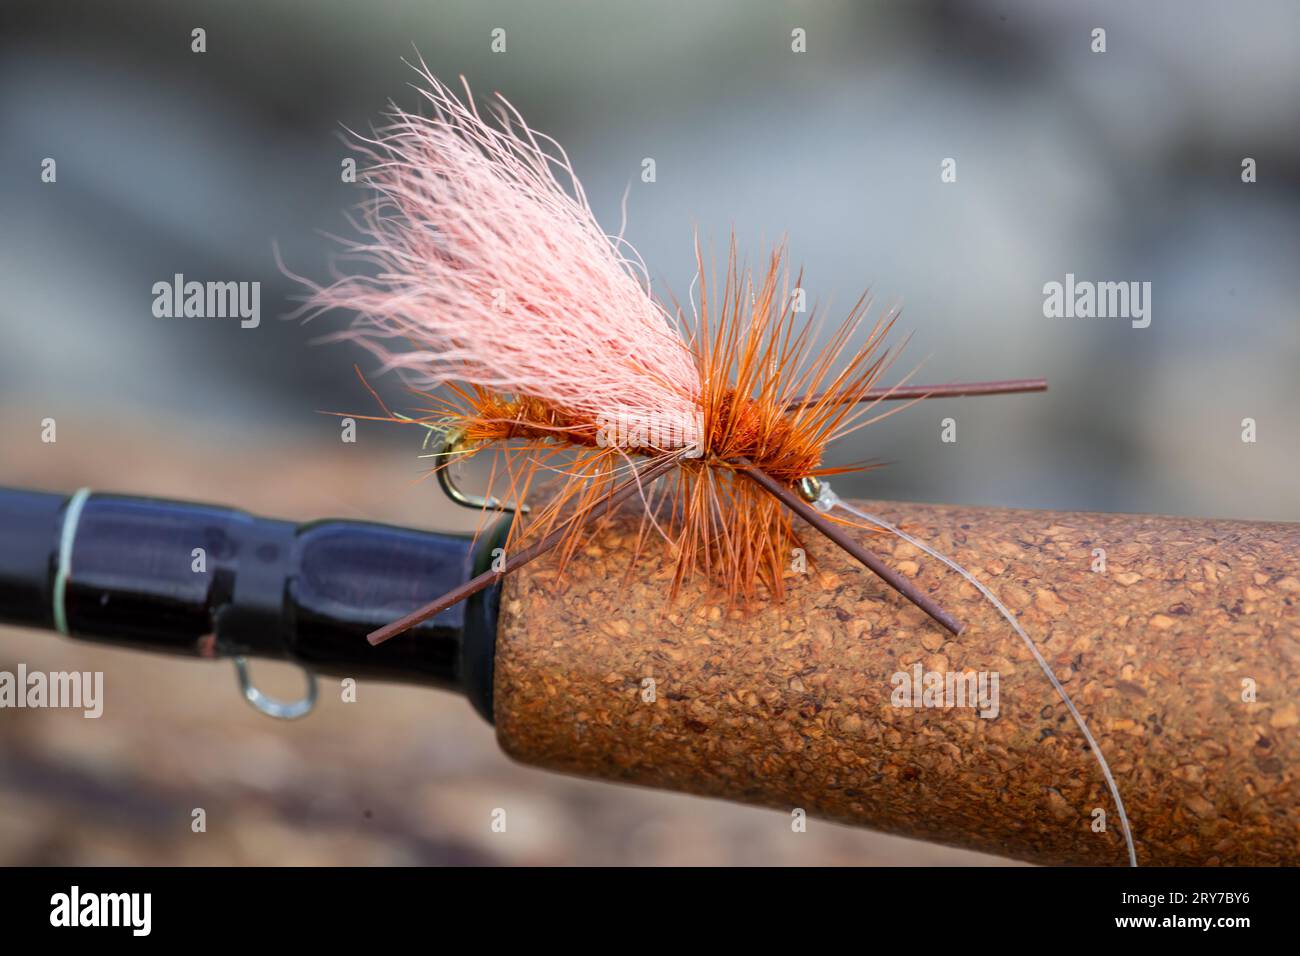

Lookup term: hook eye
[436,428,530,515]
[234,657,317,720]
[796,475,823,503]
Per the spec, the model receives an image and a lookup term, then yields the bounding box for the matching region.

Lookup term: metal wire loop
[233,656,317,720]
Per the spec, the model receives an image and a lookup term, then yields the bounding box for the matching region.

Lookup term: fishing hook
[435,427,530,515]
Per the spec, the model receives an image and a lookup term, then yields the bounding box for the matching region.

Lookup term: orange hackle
[387,239,900,607]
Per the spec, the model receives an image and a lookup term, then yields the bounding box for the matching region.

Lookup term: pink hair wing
[302,65,701,444]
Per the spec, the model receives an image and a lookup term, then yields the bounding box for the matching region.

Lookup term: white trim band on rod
[52,487,92,637]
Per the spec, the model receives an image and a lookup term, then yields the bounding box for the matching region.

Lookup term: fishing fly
[289,60,1034,638]
[291,58,1136,865]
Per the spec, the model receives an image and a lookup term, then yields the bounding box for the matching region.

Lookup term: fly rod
[2,483,1297,866]
[0,486,506,721]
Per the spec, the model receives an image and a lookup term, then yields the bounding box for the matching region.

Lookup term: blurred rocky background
[0,0,1295,864]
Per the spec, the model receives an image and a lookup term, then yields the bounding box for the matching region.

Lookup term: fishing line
[817,483,1138,868]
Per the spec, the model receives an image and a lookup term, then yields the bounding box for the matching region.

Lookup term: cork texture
[494,501,1300,866]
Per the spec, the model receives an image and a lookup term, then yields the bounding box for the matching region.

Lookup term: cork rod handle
[494,500,1300,866]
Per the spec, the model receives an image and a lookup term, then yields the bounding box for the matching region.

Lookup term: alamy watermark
[152,273,260,328]
[891,663,1000,719]
[1043,273,1151,329]
[50,886,150,936]
[0,665,103,718]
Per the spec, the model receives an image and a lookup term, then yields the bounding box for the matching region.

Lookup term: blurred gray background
[0,0,1296,865]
